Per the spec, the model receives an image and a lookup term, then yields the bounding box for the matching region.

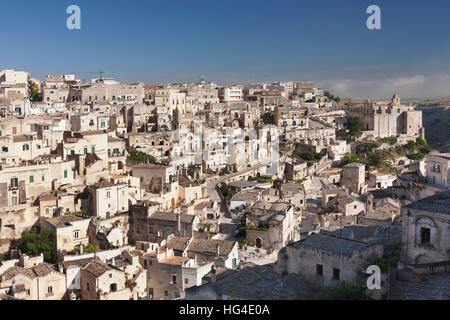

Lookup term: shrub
[127,150,156,163]
[19,228,55,262]
[315,281,371,300]
[347,117,364,137]
[407,153,425,160]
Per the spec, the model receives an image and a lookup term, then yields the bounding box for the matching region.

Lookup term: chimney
[194,254,198,266]
[211,266,217,283]
[111,258,115,266]
[216,244,220,258]
[177,213,181,233]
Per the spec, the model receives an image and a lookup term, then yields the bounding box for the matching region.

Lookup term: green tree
[367,150,388,168]
[407,153,425,160]
[347,117,364,137]
[416,137,426,146]
[419,144,432,154]
[28,80,40,101]
[316,281,371,300]
[341,153,362,166]
[127,150,156,163]
[355,141,378,156]
[19,228,55,262]
[405,140,416,152]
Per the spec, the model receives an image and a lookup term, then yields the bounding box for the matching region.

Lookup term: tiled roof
[290,232,374,257]
[166,236,191,252]
[1,263,59,280]
[83,260,113,277]
[150,211,196,223]
[188,239,236,257]
[45,215,88,228]
[406,190,450,214]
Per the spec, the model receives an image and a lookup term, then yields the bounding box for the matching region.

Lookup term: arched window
[415,216,437,247]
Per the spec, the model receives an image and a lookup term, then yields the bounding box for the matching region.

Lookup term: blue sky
[1,0,450,99]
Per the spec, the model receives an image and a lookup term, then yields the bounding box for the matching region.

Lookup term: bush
[292,150,323,162]
[407,153,425,160]
[65,210,88,217]
[419,144,432,154]
[377,137,397,145]
[347,117,364,137]
[340,153,362,167]
[416,137,426,146]
[19,228,55,262]
[355,141,378,155]
[315,281,371,300]
[127,150,156,163]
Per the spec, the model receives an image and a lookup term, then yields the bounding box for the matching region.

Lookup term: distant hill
[418,106,450,153]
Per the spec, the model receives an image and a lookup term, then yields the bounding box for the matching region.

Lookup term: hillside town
[0,69,448,300]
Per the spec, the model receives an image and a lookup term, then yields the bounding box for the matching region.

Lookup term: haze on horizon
[2,0,450,100]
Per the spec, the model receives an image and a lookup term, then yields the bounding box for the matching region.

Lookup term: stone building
[86,180,129,219]
[275,232,383,287]
[129,202,199,244]
[425,153,450,190]
[39,215,90,253]
[348,93,423,138]
[400,190,450,265]
[79,83,144,103]
[80,259,131,300]
[341,162,366,194]
[0,254,66,300]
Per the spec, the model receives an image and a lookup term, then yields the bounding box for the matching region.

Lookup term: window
[185,278,188,284]
[87,283,90,291]
[91,146,95,153]
[2,147,8,152]
[23,144,30,151]
[10,178,18,188]
[42,175,45,181]
[48,286,53,293]
[333,268,340,280]
[172,275,177,283]
[316,264,323,276]
[420,228,431,245]
[106,191,111,198]
[74,230,79,239]
[353,205,357,209]
[64,170,68,178]
[29,176,34,183]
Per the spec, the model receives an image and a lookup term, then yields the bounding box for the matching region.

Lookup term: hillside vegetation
[418,106,450,153]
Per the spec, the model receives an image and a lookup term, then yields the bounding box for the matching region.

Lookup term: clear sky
[2,0,450,99]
